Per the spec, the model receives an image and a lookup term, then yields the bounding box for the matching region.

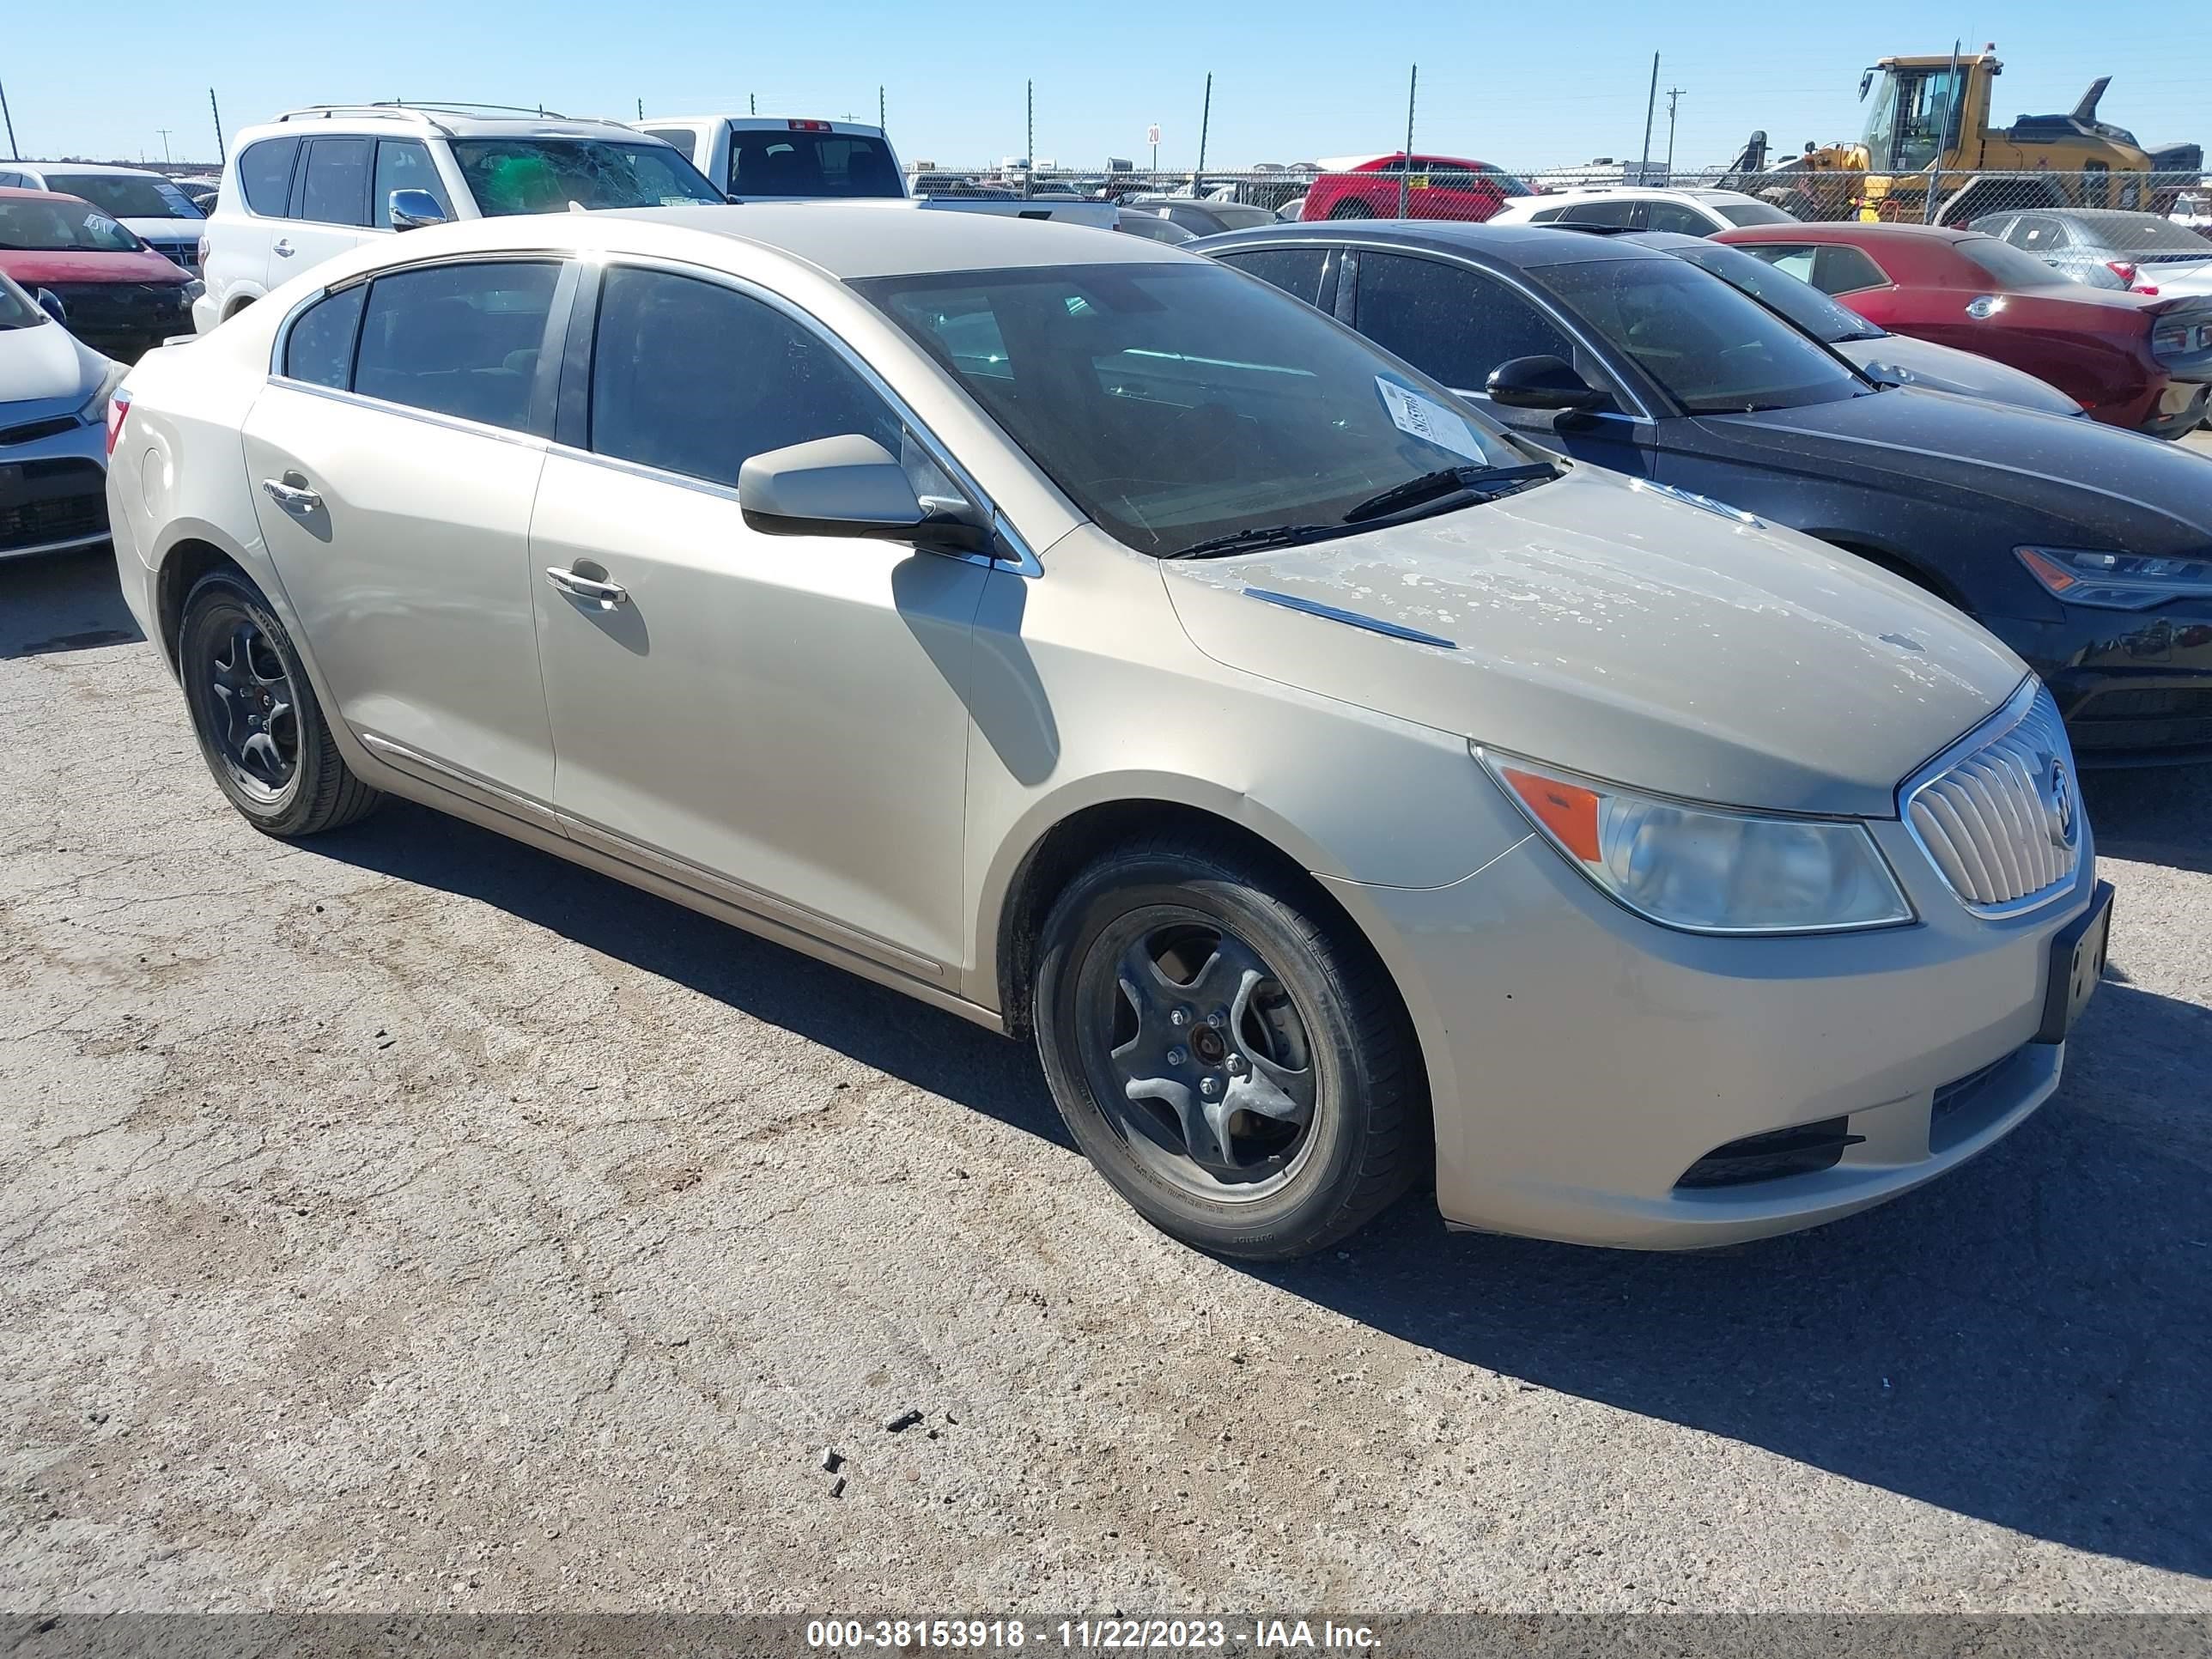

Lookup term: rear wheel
[1034,836,1424,1260]
[178,570,381,837]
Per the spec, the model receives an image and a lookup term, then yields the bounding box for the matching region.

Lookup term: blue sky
[3,1,2203,173]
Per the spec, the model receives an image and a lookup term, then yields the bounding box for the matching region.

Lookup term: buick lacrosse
[106,208,2107,1258]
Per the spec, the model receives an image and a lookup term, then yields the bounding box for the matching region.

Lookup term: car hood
[1836,333,2081,416]
[1160,466,2025,817]
[0,319,104,410]
[0,246,186,285]
[1692,386,2212,552]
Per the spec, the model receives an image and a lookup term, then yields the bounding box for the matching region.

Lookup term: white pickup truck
[632,116,1115,226]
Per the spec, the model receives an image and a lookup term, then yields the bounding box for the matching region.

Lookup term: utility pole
[1024,80,1033,198]
[1195,73,1211,186]
[157,128,173,165]
[1638,52,1660,183]
[636,97,644,120]
[0,74,18,161]
[1400,64,1418,216]
[749,93,757,116]
[1663,87,1685,183]
[210,89,226,162]
[878,86,884,130]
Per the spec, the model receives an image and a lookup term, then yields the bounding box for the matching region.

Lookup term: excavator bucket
[2070,78,2111,124]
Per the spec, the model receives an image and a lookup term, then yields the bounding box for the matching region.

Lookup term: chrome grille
[1905,684,2081,915]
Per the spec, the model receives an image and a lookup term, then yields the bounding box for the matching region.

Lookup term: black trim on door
[552,258,605,452]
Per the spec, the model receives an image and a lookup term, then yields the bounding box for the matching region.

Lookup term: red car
[0,186,196,363]
[1711,222,2212,440]
[1298,152,1533,223]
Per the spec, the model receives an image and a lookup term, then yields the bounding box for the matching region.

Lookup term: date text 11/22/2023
[805,1619,1382,1650]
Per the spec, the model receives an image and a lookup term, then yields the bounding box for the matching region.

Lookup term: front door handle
[544,566,629,609]
[261,477,322,514]
[273,238,295,258]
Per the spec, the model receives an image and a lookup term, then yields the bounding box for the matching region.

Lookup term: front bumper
[1322,813,2096,1249]
[0,415,108,562]
[2003,606,2212,764]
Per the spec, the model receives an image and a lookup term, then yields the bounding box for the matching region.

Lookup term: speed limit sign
[1146,124,1161,146]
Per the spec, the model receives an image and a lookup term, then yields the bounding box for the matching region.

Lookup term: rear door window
[640,128,700,163]
[297,138,372,227]
[352,260,562,430]
[588,264,902,486]
[1559,198,1642,228]
[1643,200,1715,236]
[1352,252,1582,393]
[372,140,452,228]
[238,138,300,217]
[1213,247,1332,308]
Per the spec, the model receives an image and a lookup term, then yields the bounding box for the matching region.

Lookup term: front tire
[1034,835,1425,1260]
[178,569,382,837]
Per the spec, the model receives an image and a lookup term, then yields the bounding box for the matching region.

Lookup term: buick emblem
[2040,754,2076,848]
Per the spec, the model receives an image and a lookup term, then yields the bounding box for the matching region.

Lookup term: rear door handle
[544,566,629,609]
[260,477,322,513]
[273,238,295,258]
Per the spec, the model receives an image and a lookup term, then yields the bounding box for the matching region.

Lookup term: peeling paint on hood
[1161,465,2026,818]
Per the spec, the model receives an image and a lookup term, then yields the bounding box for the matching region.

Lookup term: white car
[1491,185,1798,236]
[0,161,206,273]
[0,270,124,562]
[191,102,726,334]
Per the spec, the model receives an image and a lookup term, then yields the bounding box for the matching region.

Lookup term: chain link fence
[921,161,2212,270]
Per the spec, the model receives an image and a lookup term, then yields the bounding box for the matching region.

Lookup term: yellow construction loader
[1723,51,2203,225]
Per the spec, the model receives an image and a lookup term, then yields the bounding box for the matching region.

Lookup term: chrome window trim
[569,251,1042,576]
[1898,677,2085,921]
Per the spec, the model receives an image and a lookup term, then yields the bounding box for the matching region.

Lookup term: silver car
[105,208,2108,1259]
[0,271,123,562]
[1971,207,2212,297]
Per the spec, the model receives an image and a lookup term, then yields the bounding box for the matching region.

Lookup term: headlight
[1479,750,1914,935]
[2016,546,2212,611]
[76,359,128,426]
[182,279,206,304]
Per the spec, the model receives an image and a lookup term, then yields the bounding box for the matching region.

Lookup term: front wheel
[1034,836,1425,1260]
[178,569,382,836]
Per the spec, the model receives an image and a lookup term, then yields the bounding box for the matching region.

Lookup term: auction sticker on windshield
[1376,377,1485,460]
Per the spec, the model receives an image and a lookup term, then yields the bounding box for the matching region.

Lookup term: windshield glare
[858,261,1532,558]
[1666,240,1880,343]
[450,139,725,215]
[44,173,202,220]
[1534,256,1863,414]
[0,199,145,253]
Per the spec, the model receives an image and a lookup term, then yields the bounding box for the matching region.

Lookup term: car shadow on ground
[307,798,2209,1582]
[2082,766,2212,878]
[0,546,143,661]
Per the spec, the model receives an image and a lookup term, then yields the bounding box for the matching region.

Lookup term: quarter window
[1353,252,1582,395]
[283,284,368,388]
[1812,245,1891,295]
[372,140,451,228]
[352,261,561,431]
[298,138,372,227]
[588,265,901,487]
[237,139,299,217]
[1214,247,1331,307]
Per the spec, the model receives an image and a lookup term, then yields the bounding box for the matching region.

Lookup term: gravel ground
[2,545,2207,1614]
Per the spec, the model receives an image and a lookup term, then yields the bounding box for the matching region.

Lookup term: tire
[1033,834,1425,1260]
[1327,199,1374,221]
[178,569,382,837]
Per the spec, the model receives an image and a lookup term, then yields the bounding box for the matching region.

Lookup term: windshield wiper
[1342,462,1559,525]
[1161,523,1341,561]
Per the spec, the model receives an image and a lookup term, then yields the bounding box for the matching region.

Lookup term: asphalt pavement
[3,544,2207,1613]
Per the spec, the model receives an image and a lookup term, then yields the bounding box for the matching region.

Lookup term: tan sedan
[104,207,2108,1258]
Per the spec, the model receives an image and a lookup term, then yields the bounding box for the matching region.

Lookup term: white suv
[1489,185,1799,236]
[0,161,207,272]
[192,102,726,333]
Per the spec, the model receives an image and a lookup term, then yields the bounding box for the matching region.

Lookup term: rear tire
[178,570,382,837]
[1033,834,1425,1261]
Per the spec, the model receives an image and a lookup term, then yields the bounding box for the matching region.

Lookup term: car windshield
[1954,234,2081,291]
[41,173,203,220]
[728,132,903,198]
[1714,200,1797,227]
[857,260,1534,558]
[1533,255,1865,414]
[0,273,42,329]
[0,199,145,253]
[1664,240,1883,343]
[448,139,725,215]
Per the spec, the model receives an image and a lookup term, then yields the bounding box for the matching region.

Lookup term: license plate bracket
[2035,880,2113,1044]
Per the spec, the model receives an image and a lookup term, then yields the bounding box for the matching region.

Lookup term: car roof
[643,115,887,137]
[1717,221,1977,244]
[1189,219,1673,269]
[2040,207,2196,228]
[0,185,94,204]
[341,203,1190,280]
[244,106,646,143]
[1523,185,1765,204]
[12,161,168,177]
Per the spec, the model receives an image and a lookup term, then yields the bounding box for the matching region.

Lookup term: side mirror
[738,434,989,555]
[388,190,447,232]
[33,287,66,325]
[1486,355,1607,411]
